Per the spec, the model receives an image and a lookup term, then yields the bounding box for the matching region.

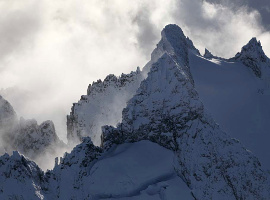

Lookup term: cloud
[0,1,42,64]
[0,0,269,144]
[132,6,159,55]
[170,0,268,57]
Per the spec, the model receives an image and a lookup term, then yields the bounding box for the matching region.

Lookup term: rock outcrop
[232,37,270,78]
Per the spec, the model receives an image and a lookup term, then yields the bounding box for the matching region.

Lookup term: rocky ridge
[67,67,144,146]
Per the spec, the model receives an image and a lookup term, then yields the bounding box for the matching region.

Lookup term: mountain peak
[161,24,200,57]
[233,37,269,78]
[241,37,264,55]
[148,24,200,74]
[162,24,185,41]
[162,24,200,55]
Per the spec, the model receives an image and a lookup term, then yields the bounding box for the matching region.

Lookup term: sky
[0,0,270,142]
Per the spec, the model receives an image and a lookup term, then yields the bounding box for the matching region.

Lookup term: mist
[0,0,270,144]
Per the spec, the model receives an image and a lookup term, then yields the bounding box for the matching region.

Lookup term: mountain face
[67,24,200,147]
[67,67,145,146]
[0,24,270,199]
[102,25,270,199]
[14,118,66,164]
[0,96,66,170]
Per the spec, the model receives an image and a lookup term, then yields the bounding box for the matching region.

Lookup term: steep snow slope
[189,44,270,170]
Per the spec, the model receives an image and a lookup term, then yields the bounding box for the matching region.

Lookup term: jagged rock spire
[67,67,144,146]
[204,48,214,59]
[234,37,269,78]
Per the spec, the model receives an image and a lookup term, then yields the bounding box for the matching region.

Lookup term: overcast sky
[0,0,270,141]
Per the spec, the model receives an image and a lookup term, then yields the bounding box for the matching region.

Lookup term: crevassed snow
[189,52,270,170]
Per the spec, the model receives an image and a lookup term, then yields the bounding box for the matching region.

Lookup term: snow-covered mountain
[102,24,270,199]
[0,95,67,170]
[0,24,270,199]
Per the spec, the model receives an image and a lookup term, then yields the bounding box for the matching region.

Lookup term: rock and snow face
[67,24,200,147]
[0,151,45,200]
[67,67,145,146]
[0,24,270,199]
[14,118,67,165]
[0,96,67,170]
